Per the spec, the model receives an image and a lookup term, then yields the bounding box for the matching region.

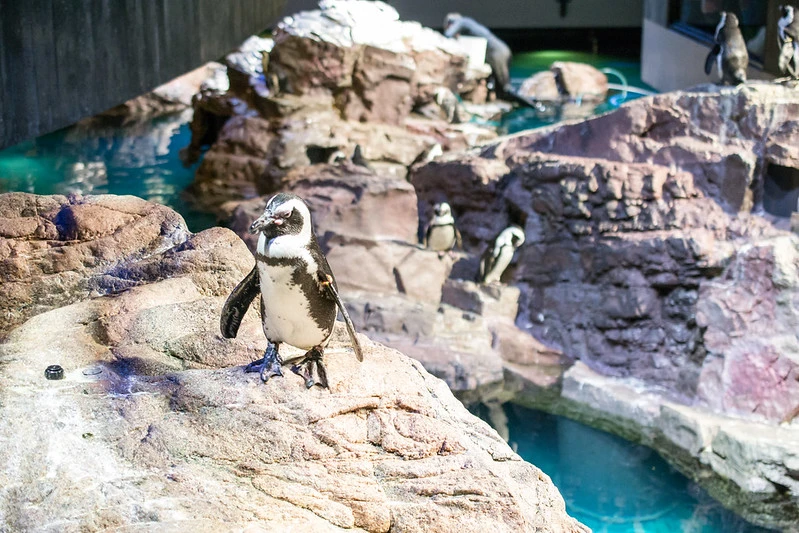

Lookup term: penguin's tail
[732,69,747,85]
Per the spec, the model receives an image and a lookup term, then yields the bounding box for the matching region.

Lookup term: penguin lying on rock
[424,202,462,253]
[478,225,525,283]
[220,193,362,389]
[704,12,748,85]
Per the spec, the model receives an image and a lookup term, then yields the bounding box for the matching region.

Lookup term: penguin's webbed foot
[291,346,328,389]
[245,343,283,383]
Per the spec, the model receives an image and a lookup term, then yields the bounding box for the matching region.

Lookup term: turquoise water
[0,55,772,533]
[0,111,216,232]
[482,404,771,533]
[502,50,656,134]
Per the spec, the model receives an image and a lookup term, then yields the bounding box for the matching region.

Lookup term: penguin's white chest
[484,246,515,283]
[256,262,331,350]
[428,225,456,251]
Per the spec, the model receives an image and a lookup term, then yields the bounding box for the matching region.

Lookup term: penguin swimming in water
[220,192,362,389]
[424,202,462,252]
[704,12,748,85]
[478,225,525,284]
[778,5,799,78]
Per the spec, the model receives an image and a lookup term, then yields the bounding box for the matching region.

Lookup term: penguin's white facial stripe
[434,202,452,217]
[431,213,455,226]
[715,13,726,41]
[273,204,293,220]
[258,232,319,278]
[256,196,319,277]
[493,227,525,256]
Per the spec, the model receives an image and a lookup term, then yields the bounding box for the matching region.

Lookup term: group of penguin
[221,7,799,390]
[706,5,798,85]
[220,196,525,389]
[423,201,525,284]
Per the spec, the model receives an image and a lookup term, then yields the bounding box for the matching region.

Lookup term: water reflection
[0,110,216,232]
[470,403,771,533]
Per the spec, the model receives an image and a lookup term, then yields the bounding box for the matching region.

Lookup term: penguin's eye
[274,205,293,219]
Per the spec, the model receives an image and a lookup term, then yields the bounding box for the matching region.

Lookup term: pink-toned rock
[325,237,455,304]
[519,62,608,103]
[186,95,454,216]
[552,61,608,100]
[344,291,505,391]
[410,83,799,415]
[228,162,419,251]
[0,197,587,531]
[268,1,470,125]
[519,71,561,101]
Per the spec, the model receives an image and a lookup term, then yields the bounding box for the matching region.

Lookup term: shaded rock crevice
[407,83,799,529]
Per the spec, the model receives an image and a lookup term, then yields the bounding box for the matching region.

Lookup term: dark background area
[0,0,286,150]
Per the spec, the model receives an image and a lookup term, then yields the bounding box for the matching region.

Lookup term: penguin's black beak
[249,214,271,234]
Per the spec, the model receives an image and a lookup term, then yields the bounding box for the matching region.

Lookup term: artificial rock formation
[96,62,224,122]
[182,0,497,217]
[0,192,587,532]
[518,61,609,103]
[411,81,799,529]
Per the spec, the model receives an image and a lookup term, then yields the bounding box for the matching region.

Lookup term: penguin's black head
[249,193,311,240]
[723,12,739,28]
[434,202,452,217]
[444,13,461,31]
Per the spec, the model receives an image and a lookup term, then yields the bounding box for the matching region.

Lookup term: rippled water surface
[0,110,216,232]
[0,54,774,533]
[475,403,771,533]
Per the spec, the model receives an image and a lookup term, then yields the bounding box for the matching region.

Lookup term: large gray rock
[182,1,499,217]
[269,0,469,124]
[410,82,799,529]
[0,194,587,533]
[0,192,252,336]
[557,362,799,530]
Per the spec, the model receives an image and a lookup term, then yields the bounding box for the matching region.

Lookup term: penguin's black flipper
[220,266,260,339]
[704,45,720,75]
[351,144,371,170]
[454,227,463,250]
[478,247,494,282]
[319,272,363,362]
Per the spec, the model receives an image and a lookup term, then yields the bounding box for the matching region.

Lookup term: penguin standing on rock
[444,13,512,96]
[220,193,362,389]
[778,5,799,79]
[424,202,462,252]
[479,225,525,284]
[704,12,748,85]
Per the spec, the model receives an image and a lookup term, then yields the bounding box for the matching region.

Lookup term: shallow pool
[502,50,656,134]
[0,54,770,533]
[0,110,216,232]
[473,403,771,533]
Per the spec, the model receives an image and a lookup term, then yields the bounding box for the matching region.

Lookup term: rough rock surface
[0,192,586,533]
[411,82,799,529]
[182,1,498,217]
[0,193,245,336]
[269,1,468,124]
[518,61,608,103]
[97,62,224,121]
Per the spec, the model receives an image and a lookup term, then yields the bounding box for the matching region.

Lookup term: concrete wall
[280,0,643,28]
[0,0,285,150]
[641,19,772,92]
